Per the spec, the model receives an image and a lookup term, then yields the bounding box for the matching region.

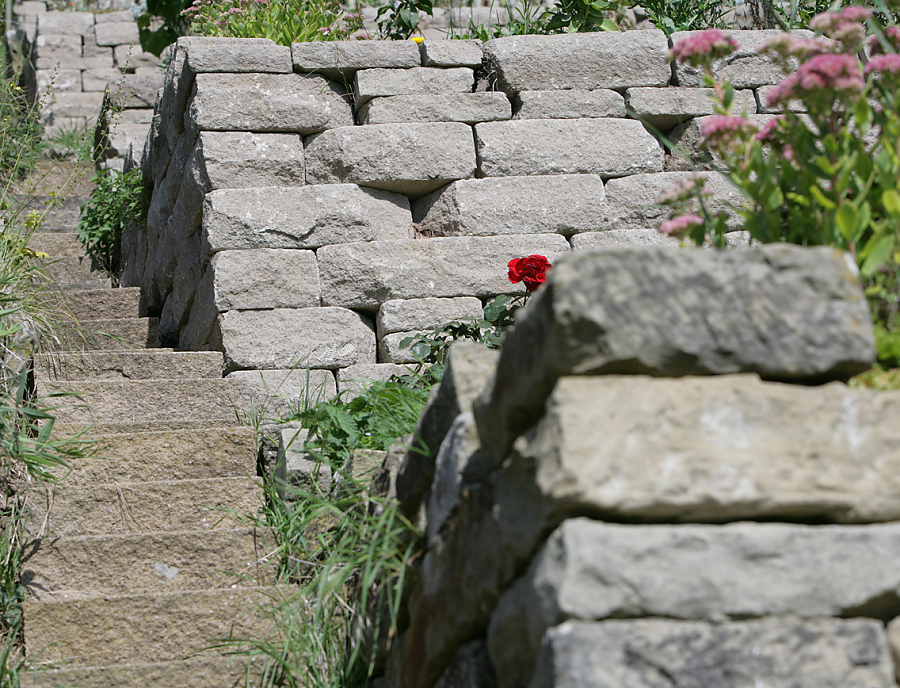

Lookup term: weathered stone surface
[530,618,894,688]
[475,245,875,464]
[336,363,411,399]
[513,89,625,120]
[357,92,510,125]
[377,297,483,338]
[43,91,106,119]
[202,185,412,254]
[421,40,483,68]
[413,175,605,237]
[210,249,320,310]
[668,113,775,169]
[193,131,304,189]
[888,618,900,683]
[37,11,94,35]
[434,640,496,688]
[626,86,757,132]
[492,518,900,688]
[34,350,222,383]
[218,307,376,372]
[183,37,292,73]
[94,21,138,46]
[81,67,119,92]
[179,266,216,351]
[228,368,337,414]
[291,40,420,79]
[354,67,474,105]
[757,84,806,113]
[34,33,81,62]
[36,54,114,71]
[305,122,477,197]
[318,234,570,309]
[109,74,164,109]
[188,73,353,134]
[475,119,663,178]
[378,330,430,364]
[570,228,678,250]
[277,428,332,496]
[483,31,670,95]
[94,10,134,23]
[114,43,163,71]
[14,2,46,16]
[426,412,481,544]
[36,68,80,93]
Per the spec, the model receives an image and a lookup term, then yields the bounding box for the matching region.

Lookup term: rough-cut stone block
[426,412,480,544]
[82,33,107,59]
[94,10,134,23]
[354,67,474,106]
[626,86,757,132]
[378,330,429,364]
[110,73,164,108]
[570,228,678,250]
[14,2,47,16]
[291,40,421,79]
[81,67,120,92]
[210,249,320,310]
[94,21,138,46]
[668,113,775,169]
[492,518,900,688]
[336,363,412,399]
[357,92,510,125]
[420,40,483,67]
[513,89,625,120]
[531,618,894,688]
[377,297,483,339]
[37,11,94,35]
[194,132,304,189]
[36,68,80,93]
[757,84,806,113]
[35,33,81,61]
[114,43,163,71]
[188,73,353,134]
[202,185,411,254]
[318,234,570,309]
[484,31,670,95]
[475,119,663,179]
[44,91,105,118]
[475,245,875,464]
[413,175,605,238]
[218,307,376,372]
[277,428,332,495]
[180,267,216,351]
[305,122,477,197]
[182,36,292,73]
[228,368,336,414]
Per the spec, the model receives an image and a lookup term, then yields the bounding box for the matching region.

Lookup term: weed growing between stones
[77,168,146,275]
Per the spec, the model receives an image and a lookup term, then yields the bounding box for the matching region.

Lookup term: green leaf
[860,234,895,276]
[809,185,837,211]
[883,189,900,217]
[855,97,873,135]
[836,202,860,243]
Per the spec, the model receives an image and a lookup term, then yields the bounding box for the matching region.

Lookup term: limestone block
[513,89,625,120]
[35,55,113,71]
[277,427,332,496]
[426,412,480,544]
[44,91,105,118]
[180,267,216,351]
[491,518,900,688]
[474,119,663,178]
[570,228,678,250]
[354,67,474,106]
[108,122,153,160]
[305,122,477,198]
[229,369,336,416]
[420,40,483,68]
[82,34,108,59]
[668,113,776,169]
[483,31,670,95]
[201,185,412,254]
[626,86,757,132]
[318,234,570,309]
[94,21,138,46]
[81,68,120,92]
[188,73,353,134]
[413,175,605,238]
[336,363,412,400]
[757,84,806,113]
[183,37,292,73]
[357,92,510,125]
[475,245,875,464]
[94,10,134,22]
[34,34,81,62]
[217,307,376,372]
[36,69,80,94]
[210,249,320,310]
[378,330,429,364]
[37,11,94,35]
[193,132,304,190]
[531,618,894,688]
[114,44,163,71]
[111,74,164,108]
[123,135,146,175]
[377,297,483,338]
[291,40,420,79]
[14,2,47,16]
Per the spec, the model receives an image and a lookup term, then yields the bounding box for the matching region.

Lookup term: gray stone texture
[357,92,510,125]
[354,67,474,106]
[217,307,376,372]
[37,68,80,93]
[81,67,120,92]
[413,175,606,238]
[34,33,81,62]
[420,40,484,68]
[209,249,320,311]
[304,122,478,197]
[668,113,775,170]
[475,245,875,464]
[113,74,165,109]
[378,330,430,364]
[318,234,570,309]
[626,86,757,132]
[183,37,292,73]
[513,89,625,120]
[228,368,336,415]
[292,40,420,79]
[484,31,670,95]
[37,11,94,35]
[337,363,412,399]
[36,54,113,70]
[426,412,480,545]
[44,91,105,118]
[202,185,412,254]
[193,132,305,190]
[474,119,664,178]
[114,43,162,71]
[94,21,138,46]
[757,84,807,113]
[188,73,353,134]
[377,297,483,339]
[530,618,894,688]
[570,228,678,250]
[94,10,134,23]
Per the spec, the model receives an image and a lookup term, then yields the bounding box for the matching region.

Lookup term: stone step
[26,477,261,537]
[55,317,159,350]
[23,586,285,668]
[58,278,112,292]
[34,350,224,383]
[28,232,86,259]
[42,287,144,321]
[41,378,243,427]
[33,256,98,284]
[22,527,275,601]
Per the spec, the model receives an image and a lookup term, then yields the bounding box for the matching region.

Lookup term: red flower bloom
[508,255,552,292]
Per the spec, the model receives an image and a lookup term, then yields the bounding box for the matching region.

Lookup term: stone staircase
[18,195,281,686]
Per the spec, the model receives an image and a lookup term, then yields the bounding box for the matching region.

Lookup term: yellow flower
[411,36,424,44]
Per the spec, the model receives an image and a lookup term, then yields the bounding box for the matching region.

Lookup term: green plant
[138,0,192,57]
[630,0,731,35]
[545,0,620,32]
[77,168,146,274]
[377,0,433,39]
[43,119,94,163]
[0,81,43,188]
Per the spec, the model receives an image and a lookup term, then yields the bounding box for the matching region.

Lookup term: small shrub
[77,168,146,274]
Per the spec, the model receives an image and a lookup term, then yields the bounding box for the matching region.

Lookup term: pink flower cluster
[868,26,900,55]
[659,214,704,238]
[765,52,864,110]
[668,29,739,68]
[654,175,710,207]
[866,53,900,77]
[810,6,871,51]
[699,114,758,150]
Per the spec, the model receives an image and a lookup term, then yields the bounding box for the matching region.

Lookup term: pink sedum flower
[766,52,864,110]
[668,29,739,68]
[699,114,758,150]
[655,175,710,207]
[659,214,705,238]
[754,114,786,142]
[810,6,871,51]
[868,26,900,55]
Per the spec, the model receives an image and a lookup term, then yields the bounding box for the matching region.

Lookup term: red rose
[508,255,552,292]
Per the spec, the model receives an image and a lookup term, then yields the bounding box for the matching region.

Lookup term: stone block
[292,40,420,79]
[183,36,292,73]
[318,234,570,309]
[475,119,663,178]
[354,67,474,106]
[757,84,806,113]
[305,122,477,198]
[94,21,139,46]
[36,68,80,93]
[570,228,678,250]
[94,10,134,22]
[34,33,81,61]
[202,185,411,254]
[35,55,113,71]
[336,363,412,400]
[188,73,353,134]
[483,31,670,95]
[114,43,164,71]
[277,427,332,496]
[420,40,483,67]
[377,297,483,338]
[378,330,429,364]
[475,245,875,464]
[37,11,94,35]
[180,267,216,351]
[192,131,304,190]
[44,91,105,118]
[531,618,894,688]
[210,249,320,310]
[413,175,605,238]
[217,307,376,372]
[81,33,108,59]
[513,89,625,120]
[426,412,480,545]
[228,368,336,416]
[357,92,510,125]
[667,113,775,169]
[14,2,47,16]
[111,73,164,108]
[81,68,120,92]
[626,86,757,132]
